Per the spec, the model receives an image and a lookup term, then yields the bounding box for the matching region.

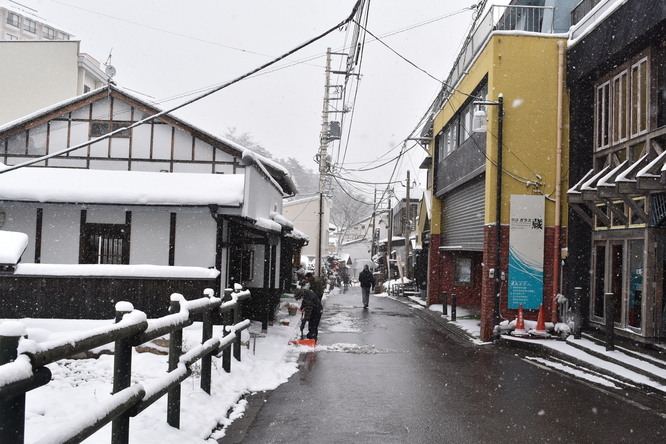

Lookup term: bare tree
[329,184,373,251]
[224,128,273,159]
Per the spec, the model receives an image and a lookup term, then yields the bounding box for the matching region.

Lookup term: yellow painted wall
[485,34,569,227]
[430,33,569,230]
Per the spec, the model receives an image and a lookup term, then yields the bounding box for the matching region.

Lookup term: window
[596,81,610,149]
[631,58,648,137]
[437,129,448,160]
[57,31,70,40]
[612,72,628,143]
[43,27,55,40]
[595,55,649,150]
[6,33,18,40]
[90,121,130,138]
[6,13,20,27]
[593,244,606,318]
[454,255,473,285]
[80,223,130,264]
[459,101,475,143]
[449,122,458,155]
[24,19,36,33]
[628,239,643,329]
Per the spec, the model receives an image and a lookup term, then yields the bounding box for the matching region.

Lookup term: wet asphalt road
[237,287,666,443]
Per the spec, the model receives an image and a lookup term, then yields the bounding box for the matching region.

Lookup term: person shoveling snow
[294,287,322,343]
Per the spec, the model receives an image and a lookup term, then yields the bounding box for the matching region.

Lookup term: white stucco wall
[130,210,171,265]
[243,165,282,221]
[40,207,81,264]
[174,212,216,268]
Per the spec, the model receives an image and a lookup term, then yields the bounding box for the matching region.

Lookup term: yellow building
[424,3,571,341]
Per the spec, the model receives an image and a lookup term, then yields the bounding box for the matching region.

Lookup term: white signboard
[508,195,544,309]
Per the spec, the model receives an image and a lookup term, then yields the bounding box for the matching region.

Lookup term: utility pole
[316,48,332,278]
[386,191,393,280]
[404,170,411,280]
[370,186,377,258]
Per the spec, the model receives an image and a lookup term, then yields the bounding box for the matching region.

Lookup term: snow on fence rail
[0,287,252,444]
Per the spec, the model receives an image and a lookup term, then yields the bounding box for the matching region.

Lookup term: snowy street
[234,286,666,443]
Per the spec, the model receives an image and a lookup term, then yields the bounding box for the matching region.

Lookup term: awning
[567,151,666,227]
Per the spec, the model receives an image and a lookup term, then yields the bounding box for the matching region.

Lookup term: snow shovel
[300,318,306,340]
[287,319,316,347]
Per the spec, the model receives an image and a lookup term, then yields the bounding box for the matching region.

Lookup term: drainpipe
[552,40,565,324]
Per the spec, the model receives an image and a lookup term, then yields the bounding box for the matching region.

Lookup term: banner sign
[508,195,544,309]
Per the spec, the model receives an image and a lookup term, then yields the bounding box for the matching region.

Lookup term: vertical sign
[508,195,544,309]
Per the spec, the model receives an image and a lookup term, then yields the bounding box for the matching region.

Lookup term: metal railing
[0,287,252,444]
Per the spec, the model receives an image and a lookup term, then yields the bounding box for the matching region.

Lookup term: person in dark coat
[295,288,323,341]
[359,264,374,309]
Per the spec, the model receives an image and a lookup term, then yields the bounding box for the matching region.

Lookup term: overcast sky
[19,0,494,197]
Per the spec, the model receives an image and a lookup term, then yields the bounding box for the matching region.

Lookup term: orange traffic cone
[533,304,548,336]
[512,304,527,336]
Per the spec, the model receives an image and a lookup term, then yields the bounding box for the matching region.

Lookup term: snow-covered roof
[286,228,309,242]
[0,165,245,207]
[0,230,29,265]
[270,211,294,229]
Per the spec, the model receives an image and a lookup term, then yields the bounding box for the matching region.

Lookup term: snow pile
[0,230,29,265]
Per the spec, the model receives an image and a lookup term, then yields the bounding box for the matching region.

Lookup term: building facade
[566,0,666,344]
[1,0,71,42]
[425,1,574,342]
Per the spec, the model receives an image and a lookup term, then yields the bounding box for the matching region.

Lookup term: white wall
[0,41,78,126]
[283,196,329,258]
[243,165,282,221]
[174,212,216,268]
[40,207,80,264]
[130,210,171,265]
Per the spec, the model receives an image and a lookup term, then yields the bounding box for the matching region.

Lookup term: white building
[1,0,71,42]
[283,194,331,271]
[0,85,303,326]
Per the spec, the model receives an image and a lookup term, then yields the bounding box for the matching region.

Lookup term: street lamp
[473,94,504,334]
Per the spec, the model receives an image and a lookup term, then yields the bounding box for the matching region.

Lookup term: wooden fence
[0,287,251,444]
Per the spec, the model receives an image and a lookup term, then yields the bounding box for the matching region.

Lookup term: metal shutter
[441,176,485,251]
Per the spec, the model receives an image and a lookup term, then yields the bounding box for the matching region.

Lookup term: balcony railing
[434,4,555,113]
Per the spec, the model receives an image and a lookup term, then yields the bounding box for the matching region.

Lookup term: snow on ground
[1,297,307,443]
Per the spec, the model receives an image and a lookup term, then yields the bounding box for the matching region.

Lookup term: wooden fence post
[201,290,214,394]
[112,302,134,444]
[222,289,233,373]
[167,298,182,428]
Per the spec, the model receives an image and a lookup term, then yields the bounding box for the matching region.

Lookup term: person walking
[295,288,323,341]
[359,265,374,309]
